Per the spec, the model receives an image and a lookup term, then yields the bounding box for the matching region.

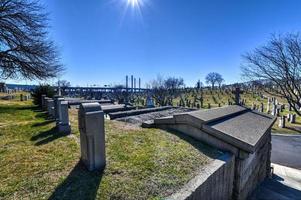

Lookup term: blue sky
[9,0,301,87]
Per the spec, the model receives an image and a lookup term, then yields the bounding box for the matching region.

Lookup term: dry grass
[0,99,221,200]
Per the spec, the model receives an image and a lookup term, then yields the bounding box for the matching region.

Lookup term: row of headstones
[250,97,297,128]
[41,95,71,134]
[41,95,105,171]
[278,114,296,128]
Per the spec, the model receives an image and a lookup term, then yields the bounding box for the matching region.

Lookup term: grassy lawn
[0,99,220,200]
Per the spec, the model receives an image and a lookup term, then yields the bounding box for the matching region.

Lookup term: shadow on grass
[48,161,103,200]
[31,120,55,127]
[159,127,222,159]
[31,127,69,146]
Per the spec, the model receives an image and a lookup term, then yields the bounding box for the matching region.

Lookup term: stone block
[79,103,105,171]
[58,101,71,134]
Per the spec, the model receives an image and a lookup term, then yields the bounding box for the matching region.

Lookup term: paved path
[271,134,301,169]
[249,164,301,200]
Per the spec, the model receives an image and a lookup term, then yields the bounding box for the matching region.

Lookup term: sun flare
[128,0,140,7]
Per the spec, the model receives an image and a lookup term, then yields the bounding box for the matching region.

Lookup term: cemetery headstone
[54,96,64,124]
[58,101,71,134]
[146,96,155,108]
[278,116,286,128]
[260,103,264,112]
[290,114,296,123]
[266,101,270,113]
[79,103,106,171]
[287,113,291,122]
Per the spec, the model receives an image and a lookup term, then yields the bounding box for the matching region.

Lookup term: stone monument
[78,103,106,171]
[58,101,71,134]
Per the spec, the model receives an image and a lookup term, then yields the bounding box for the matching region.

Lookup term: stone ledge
[167,153,235,200]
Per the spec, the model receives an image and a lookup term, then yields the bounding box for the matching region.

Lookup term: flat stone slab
[173,105,247,127]
[154,106,276,153]
[109,106,173,120]
[101,104,135,114]
[204,111,275,152]
[67,99,113,106]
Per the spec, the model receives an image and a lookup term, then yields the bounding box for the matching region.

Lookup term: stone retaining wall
[168,153,235,200]
[154,106,275,200]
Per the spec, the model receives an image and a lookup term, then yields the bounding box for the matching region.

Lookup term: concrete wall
[159,124,271,200]
[233,132,271,200]
[169,153,235,200]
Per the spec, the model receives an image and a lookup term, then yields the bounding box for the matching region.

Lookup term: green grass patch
[0,100,220,200]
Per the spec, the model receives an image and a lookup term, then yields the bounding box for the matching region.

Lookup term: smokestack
[134,78,136,92]
[139,78,141,91]
[131,75,133,92]
[126,75,128,89]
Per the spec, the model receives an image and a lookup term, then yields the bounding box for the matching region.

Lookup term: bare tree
[149,75,167,106]
[0,0,63,80]
[216,74,224,90]
[205,72,223,89]
[149,75,185,106]
[242,33,301,115]
[56,80,71,89]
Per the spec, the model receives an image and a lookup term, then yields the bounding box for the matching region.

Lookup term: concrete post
[58,101,71,134]
[79,103,106,171]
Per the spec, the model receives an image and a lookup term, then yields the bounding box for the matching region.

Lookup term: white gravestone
[58,101,71,134]
[278,116,286,128]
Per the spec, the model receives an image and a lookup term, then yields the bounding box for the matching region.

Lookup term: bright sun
[127,0,140,8]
